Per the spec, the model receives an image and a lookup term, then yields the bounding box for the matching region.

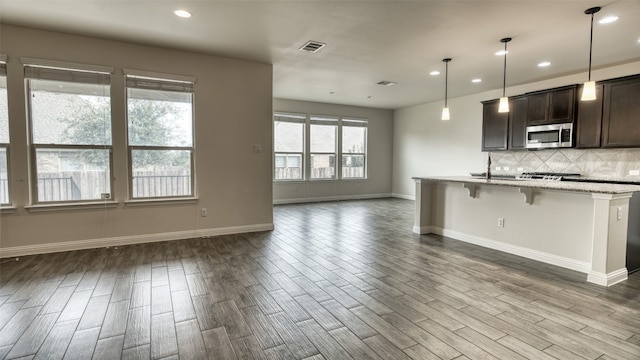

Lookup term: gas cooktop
[470,172,581,181]
[516,172,581,181]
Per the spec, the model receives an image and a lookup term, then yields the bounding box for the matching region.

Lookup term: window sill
[124,197,199,207]
[273,178,368,183]
[0,206,18,215]
[25,201,118,213]
[273,180,306,184]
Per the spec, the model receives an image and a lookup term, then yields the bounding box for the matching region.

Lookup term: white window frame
[125,71,196,200]
[0,57,10,205]
[24,62,114,205]
[273,112,305,182]
[340,118,368,180]
[309,115,338,181]
[273,112,369,182]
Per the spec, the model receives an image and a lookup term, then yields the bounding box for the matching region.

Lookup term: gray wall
[0,25,274,254]
[273,98,393,203]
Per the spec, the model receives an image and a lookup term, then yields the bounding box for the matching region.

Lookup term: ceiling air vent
[299,41,326,53]
[377,81,398,86]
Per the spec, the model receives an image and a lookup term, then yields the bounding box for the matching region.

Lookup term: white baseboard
[273,193,392,205]
[429,227,592,274]
[412,225,435,234]
[587,268,628,287]
[392,193,415,201]
[0,223,274,258]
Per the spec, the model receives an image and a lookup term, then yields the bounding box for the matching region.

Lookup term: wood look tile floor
[1,198,640,360]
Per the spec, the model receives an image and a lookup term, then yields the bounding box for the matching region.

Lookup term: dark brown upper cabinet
[575,84,604,148]
[509,96,528,150]
[526,92,548,125]
[481,99,509,151]
[526,85,577,126]
[481,74,640,151]
[602,75,640,148]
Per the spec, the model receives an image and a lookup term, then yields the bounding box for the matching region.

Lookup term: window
[275,154,301,169]
[126,74,195,199]
[26,65,112,203]
[341,118,367,179]
[273,112,368,182]
[0,59,9,204]
[310,115,337,180]
[274,113,304,180]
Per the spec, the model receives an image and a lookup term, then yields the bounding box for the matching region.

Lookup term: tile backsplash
[489,148,640,179]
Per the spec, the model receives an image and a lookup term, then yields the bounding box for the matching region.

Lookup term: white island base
[413,177,640,286]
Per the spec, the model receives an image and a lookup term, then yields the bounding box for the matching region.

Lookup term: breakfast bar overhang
[413,176,640,286]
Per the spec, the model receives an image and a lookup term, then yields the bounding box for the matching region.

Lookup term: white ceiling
[1,1,639,110]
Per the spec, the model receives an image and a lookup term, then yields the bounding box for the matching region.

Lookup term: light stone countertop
[412,176,640,195]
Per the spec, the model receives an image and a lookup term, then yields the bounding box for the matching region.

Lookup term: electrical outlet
[101,193,111,200]
[629,170,640,176]
[498,218,504,228]
[201,208,208,217]
[617,207,623,220]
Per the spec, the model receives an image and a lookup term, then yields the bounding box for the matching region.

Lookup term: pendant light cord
[588,12,594,81]
[502,41,508,97]
[444,61,448,107]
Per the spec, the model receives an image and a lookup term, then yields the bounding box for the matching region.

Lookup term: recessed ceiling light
[599,15,619,24]
[495,50,508,56]
[471,78,482,83]
[174,9,192,18]
[429,70,440,76]
[538,61,551,67]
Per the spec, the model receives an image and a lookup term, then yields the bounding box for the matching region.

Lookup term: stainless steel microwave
[525,123,573,149]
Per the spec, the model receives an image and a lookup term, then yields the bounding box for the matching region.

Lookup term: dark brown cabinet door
[482,99,509,151]
[526,85,577,125]
[576,84,604,148]
[602,76,640,147]
[526,92,548,125]
[549,86,576,123]
[509,96,528,149]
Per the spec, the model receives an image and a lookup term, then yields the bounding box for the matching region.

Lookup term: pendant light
[581,6,601,101]
[441,58,452,121]
[498,37,511,113]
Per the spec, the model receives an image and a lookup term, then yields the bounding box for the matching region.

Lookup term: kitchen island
[413,176,640,286]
